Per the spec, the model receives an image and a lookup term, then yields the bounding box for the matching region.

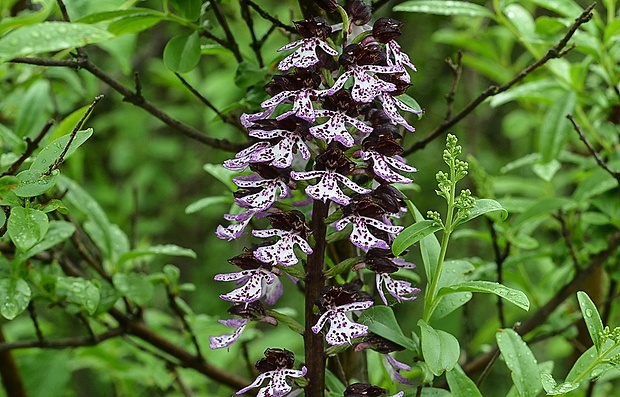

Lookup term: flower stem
[304,199,329,395]
[423,164,457,323]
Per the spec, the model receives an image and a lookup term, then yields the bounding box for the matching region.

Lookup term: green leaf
[14,169,60,197]
[325,369,347,395]
[490,79,560,107]
[267,309,304,335]
[163,32,201,73]
[75,8,164,24]
[503,4,535,38]
[107,14,162,35]
[538,92,576,162]
[510,197,572,230]
[15,80,52,138]
[419,320,460,376]
[394,1,495,18]
[446,364,483,397]
[529,0,583,18]
[235,61,269,88]
[431,260,474,321]
[324,256,363,278]
[169,0,202,20]
[0,0,54,36]
[393,219,442,256]
[566,345,610,383]
[577,291,604,352]
[541,373,580,395]
[0,278,31,320]
[8,206,49,251]
[16,220,75,263]
[185,196,231,214]
[531,160,561,182]
[409,203,441,281]
[30,128,94,172]
[49,106,90,140]
[55,276,100,315]
[112,273,154,306]
[203,163,237,191]
[117,244,196,266]
[0,123,25,150]
[398,94,424,119]
[438,281,529,311]
[360,306,417,351]
[454,199,508,227]
[58,176,129,265]
[0,22,115,63]
[496,329,542,397]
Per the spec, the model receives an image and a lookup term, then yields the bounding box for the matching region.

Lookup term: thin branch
[244,0,296,34]
[444,51,463,121]
[46,95,103,176]
[166,288,204,361]
[240,1,264,67]
[554,210,582,270]
[488,219,510,328]
[10,57,247,153]
[0,327,125,352]
[1,119,54,177]
[567,113,620,183]
[173,73,243,130]
[209,0,243,63]
[403,3,596,156]
[27,301,45,343]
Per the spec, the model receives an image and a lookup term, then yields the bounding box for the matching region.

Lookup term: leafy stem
[422,134,471,322]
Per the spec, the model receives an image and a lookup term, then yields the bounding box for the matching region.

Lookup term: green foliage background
[0,0,619,396]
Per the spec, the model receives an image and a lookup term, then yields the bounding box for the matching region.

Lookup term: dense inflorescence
[211,2,422,395]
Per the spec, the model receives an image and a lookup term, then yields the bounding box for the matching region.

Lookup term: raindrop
[585,308,593,318]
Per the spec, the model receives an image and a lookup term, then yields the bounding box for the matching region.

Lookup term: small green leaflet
[164,32,201,73]
[55,276,100,315]
[541,373,579,395]
[359,306,416,351]
[117,244,196,266]
[113,273,153,306]
[453,198,508,228]
[446,364,483,397]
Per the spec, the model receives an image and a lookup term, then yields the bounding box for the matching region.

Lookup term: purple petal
[209,319,248,349]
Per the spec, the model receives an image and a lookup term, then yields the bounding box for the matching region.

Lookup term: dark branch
[210,0,243,63]
[1,119,54,177]
[46,95,103,176]
[244,0,296,34]
[10,57,247,153]
[0,327,125,352]
[403,3,596,156]
[567,113,620,183]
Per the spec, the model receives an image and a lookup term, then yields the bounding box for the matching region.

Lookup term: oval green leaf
[0,278,32,320]
[163,32,201,73]
[107,14,162,35]
[8,206,49,251]
[360,306,417,351]
[446,364,483,397]
[30,128,94,173]
[14,169,60,197]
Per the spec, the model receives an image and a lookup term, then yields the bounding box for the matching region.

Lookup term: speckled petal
[361,150,413,184]
[334,173,372,194]
[241,106,277,128]
[219,269,276,304]
[209,319,248,349]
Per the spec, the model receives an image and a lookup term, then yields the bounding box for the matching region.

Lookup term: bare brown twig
[567,113,620,184]
[403,3,596,156]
